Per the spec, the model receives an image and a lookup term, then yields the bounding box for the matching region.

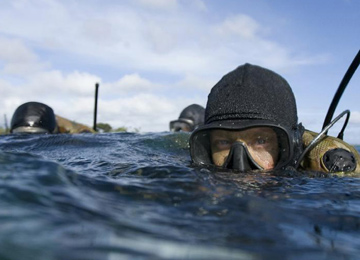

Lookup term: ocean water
[0,132,359,260]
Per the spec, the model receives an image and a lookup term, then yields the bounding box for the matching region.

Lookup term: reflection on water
[0,133,359,259]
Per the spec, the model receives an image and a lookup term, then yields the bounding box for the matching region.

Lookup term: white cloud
[134,0,178,10]
[102,74,160,97]
[0,0,350,140]
[190,0,207,12]
[175,74,216,92]
[0,0,317,77]
[144,22,179,54]
[0,67,101,128]
[0,37,37,63]
[3,61,50,76]
[0,79,13,97]
[0,37,49,75]
[0,0,329,98]
[350,111,360,124]
[51,96,96,124]
[97,94,195,132]
[215,14,260,39]
[0,66,201,132]
[28,70,101,96]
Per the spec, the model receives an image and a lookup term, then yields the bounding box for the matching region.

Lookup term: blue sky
[0,0,359,143]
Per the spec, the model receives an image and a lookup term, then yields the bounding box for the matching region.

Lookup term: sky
[0,0,360,143]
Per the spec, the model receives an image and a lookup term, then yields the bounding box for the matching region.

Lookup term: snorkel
[93,83,99,132]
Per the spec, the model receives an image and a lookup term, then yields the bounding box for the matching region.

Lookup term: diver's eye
[255,136,267,145]
[215,139,231,150]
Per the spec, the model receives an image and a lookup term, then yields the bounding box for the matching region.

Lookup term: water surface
[0,132,359,260]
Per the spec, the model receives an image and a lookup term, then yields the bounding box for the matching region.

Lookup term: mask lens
[190,126,291,171]
[11,126,50,134]
[170,120,194,132]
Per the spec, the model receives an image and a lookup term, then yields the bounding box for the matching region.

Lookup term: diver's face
[210,127,279,170]
[170,121,193,132]
[176,124,191,132]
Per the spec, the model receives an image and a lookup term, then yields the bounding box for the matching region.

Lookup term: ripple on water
[0,134,359,259]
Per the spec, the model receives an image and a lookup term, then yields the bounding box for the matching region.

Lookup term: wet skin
[210,127,279,170]
[177,125,191,132]
[172,122,192,132]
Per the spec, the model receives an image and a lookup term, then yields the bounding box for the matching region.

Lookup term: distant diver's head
[189,63,304,172]
[170,104,205,132]
[10,102,58,134]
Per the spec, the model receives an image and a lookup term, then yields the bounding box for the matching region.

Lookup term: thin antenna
[93,82,99,131]
[322,50,360,137]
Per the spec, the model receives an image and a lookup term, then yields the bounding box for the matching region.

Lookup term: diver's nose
[322,148,356,172]
[223,142,253,172]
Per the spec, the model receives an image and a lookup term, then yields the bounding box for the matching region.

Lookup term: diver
[170,104,205,132]
[10,101,95,134]
[189,63,360,174]
[10,102,58,134]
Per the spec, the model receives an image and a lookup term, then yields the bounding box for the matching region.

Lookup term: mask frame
[190,120,304,171]
[170,118,195,132]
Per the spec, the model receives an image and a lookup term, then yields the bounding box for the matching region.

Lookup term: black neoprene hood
[10,102,57,133]
[190,63,301,170]
[170,104,205,131]
[205,63,297,128]
[179,104,205,126]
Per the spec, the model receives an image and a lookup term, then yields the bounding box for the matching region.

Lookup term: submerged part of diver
[222,141,262,172]
[10,102,57,134]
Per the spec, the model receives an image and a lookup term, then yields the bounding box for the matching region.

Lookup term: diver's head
[170,104,205,132]
[190,63,303,172]
[10,102,58,134]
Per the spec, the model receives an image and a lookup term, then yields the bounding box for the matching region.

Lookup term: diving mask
[190,123,295,172]
[170,118,195,132]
